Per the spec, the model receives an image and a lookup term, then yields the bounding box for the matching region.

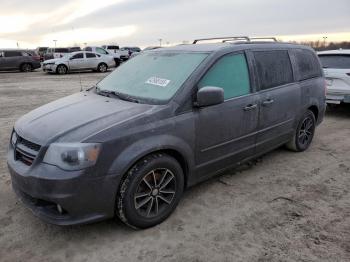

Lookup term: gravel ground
[0,71,349,262]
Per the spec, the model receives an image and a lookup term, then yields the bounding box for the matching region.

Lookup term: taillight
[33,55,40,61]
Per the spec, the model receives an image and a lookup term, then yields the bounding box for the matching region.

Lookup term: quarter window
[294,49,322,80]
[253,50,293,90]
[198,53,251,100]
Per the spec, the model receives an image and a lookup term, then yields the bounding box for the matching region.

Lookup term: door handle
[262,99,274,106]
[243,104,257,111]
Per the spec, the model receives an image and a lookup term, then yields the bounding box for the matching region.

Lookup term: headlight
[11,131,18,146]
[43,143,101,171]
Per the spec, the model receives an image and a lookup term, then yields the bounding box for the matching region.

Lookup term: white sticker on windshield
[145,77,171,87]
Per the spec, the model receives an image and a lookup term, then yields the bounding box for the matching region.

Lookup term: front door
[68,52,87,70]
[195,52,259,178]
[252,50,300,153]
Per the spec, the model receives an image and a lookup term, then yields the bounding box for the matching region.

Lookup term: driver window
[71,53,84,59]
[198,53,251,100]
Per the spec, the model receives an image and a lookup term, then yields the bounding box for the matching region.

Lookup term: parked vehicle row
[7,37,326,228]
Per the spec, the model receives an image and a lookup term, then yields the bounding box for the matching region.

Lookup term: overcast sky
[0,0,349,48]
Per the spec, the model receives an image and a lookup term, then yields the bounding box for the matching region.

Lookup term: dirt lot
[0,71,349,262]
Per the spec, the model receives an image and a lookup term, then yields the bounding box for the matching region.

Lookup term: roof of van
[152,42,312,53]
[317,49,350,55]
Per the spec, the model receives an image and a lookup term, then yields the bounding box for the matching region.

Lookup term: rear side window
[254,50,293,90]
[318,54,350,69]
[4,51,23,57]
[198,53,250,100]
[86,53,96,58]
[294,49,322,80]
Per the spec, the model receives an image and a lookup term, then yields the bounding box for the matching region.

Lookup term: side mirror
[196,86,224,107]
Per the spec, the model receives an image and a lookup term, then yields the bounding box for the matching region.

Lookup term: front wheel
[56,64,67,75]
[286,110,316,152]
[116,153,184,229]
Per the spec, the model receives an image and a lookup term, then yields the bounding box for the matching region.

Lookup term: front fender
[107,135,194,181]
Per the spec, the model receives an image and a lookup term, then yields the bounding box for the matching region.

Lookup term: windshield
[96,52,208,103]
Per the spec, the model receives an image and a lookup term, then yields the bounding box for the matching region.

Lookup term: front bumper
[42,64,57,73]
[7,147,121,226]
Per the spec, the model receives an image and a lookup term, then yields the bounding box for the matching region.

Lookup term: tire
[56,64,67,75]
[20,63,32,72]
[114,58,121,67]
[97,63,108,73]
[117,153,184,229]
[286,110,316,152]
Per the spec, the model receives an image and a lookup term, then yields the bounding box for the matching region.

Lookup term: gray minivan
[7,37,326,229]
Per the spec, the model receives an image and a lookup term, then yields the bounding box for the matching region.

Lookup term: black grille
[17,136,41,152]
[14,135,41,166]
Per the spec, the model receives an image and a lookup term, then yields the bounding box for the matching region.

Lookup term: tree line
[286,40,350,51]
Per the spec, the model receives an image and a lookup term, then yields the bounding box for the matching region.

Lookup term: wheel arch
[108,136,194,190]
[56,64,68,73]
[308,105,319,121]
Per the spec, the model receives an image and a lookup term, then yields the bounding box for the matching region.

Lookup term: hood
[44,58,66,64]
[14,92,155,145]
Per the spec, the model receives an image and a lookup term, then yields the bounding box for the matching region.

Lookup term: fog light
[57,204,63,214]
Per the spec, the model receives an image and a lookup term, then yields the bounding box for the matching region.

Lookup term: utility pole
[158,38,162,47]
[53,40,57,48]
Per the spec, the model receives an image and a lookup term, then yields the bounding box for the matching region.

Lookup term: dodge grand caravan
[7,37,326,229]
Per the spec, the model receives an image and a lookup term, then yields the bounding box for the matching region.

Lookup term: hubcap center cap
[152,189,159,196]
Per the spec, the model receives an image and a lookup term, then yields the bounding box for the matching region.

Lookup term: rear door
[195,52,259,177]
[85,52,98,69]
[252,50,300,154]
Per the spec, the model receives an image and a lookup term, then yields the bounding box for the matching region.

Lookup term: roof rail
[250,37,278,42]
[193,36,279,44]
[193,36,250,44]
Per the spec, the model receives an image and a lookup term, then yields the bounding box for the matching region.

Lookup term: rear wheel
[97,63,108,73]
[286,110,316,152]
[116,153,184,229]
[56,65,67,75]
[20,63,32,72]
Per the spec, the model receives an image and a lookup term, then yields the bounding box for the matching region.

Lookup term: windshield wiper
[95,86,140,103]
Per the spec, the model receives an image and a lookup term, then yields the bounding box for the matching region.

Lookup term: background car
[121,46,141,56]
[0,49,41,72]
[84,46,121,66]
[35,47,48,61]
[318,49,350,105]
[102,45,129,61]
[42,51,115,74]
[44,47,70,60]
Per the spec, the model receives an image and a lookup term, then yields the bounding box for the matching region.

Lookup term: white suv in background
[102,45,129,61]
[318,50,350,104]
[84,46,121,66]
